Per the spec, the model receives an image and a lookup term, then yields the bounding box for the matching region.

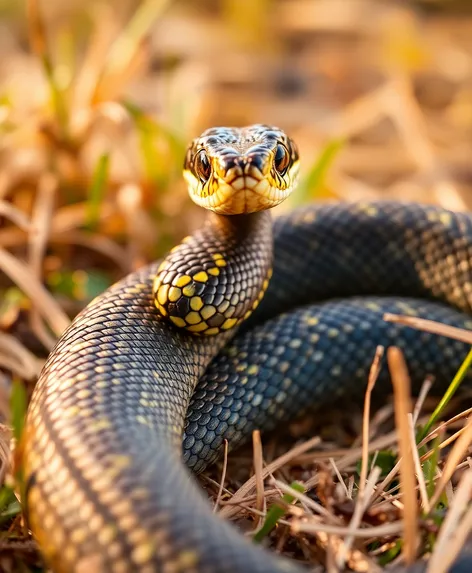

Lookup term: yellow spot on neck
[157,284,170,305]
[183,284,196,297]
[188,322,208,332]
[201,305,216,320]
[221,317,238,330]
[193,271,209,282]
[168,286,182,302]
[190,296,203,311]
[204,327,220,336]
[185,311,202,325]
[170,316,186,328]
[174,274,191,287]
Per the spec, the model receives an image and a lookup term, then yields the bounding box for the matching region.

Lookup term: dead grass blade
[413,376,433,424]
[272,479,337,522]
[252,430,265,528]
[0,202,116,249]
[427,416,472,511]
[418,408,472,450]
[0,202,31,232]
[359,346,384,496]
[336,466,382,569]
[0,424,12,486]
[50,232,130,271]
[408,414,430,512]
[384,313,472,345]
[388,347,418,565]
[330,458,350,499]
[219,436,321,520]
[427,470,472,573]
[95,0,172,101]
[0,248,70,337]
[213,440,228,513]
[292,518,404,538]
[0,333,41,380]
[28,173,57,350]
[303,430,400,491]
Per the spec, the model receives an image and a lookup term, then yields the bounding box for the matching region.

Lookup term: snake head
[183,124,299,215]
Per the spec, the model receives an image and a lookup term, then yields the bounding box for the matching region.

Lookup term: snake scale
[21,125,472,572]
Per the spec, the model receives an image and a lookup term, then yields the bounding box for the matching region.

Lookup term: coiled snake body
[22,126,472,572]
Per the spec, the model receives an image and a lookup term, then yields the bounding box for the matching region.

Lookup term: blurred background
[0,0,472,568]
[0,1,472,382]
[1,0,472,403]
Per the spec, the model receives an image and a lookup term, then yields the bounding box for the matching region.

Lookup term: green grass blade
[86,152,110,231]
[378,539,402,565]
[425,434,441,501]
[127,105,162,186]
[417,347,472,442]
[253,481,305,543]
[123,100,186,188]
[10,378,27,444]
[295,138,344,205]
[0,486,21,525]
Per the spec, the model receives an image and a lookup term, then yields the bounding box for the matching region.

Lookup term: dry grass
[0,0,472,571]
[202,339,471,571]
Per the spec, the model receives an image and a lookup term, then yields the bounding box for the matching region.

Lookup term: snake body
[22,126,472,572]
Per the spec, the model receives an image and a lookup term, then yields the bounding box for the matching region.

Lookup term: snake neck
[153,210,274,334]
[205,210,271,241]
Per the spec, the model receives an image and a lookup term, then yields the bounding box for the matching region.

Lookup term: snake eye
[195,150,212,182]
[274,144,290,176]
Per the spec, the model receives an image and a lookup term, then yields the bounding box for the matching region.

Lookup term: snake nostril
[221,153,266,175]
[247,153,266,173]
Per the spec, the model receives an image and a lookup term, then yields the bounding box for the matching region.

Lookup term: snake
[20,124,472,572]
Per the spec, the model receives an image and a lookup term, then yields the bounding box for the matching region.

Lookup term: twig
[408,414,430,512]
[28,173,57,350]
[359,346,384,497]
[292,519,404,538]
[213,440,229,513]
[428,417,472,511]
[252,430,265,528]
[427,471,472,573]
[388,347,418,565]
[384,313,472,345]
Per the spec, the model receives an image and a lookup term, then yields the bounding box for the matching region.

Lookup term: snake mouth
[186,161,300,215]
[206,177,291,215]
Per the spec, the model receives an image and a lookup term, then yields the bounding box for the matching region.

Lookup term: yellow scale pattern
[153,251,273,335]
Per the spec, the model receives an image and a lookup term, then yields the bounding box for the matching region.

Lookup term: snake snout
[219,150,268,180]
